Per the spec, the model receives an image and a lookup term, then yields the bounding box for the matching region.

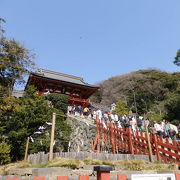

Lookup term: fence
[92,120,180,164]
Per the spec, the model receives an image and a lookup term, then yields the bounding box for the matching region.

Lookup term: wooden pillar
[117,174,127,180]
[128,128,134,154]
[97,172,110,180]
[24,136,30,161]
[110,123,116,154]
[94,165,113,180]
[97,121,101,153]
[153,134,161,161]
[145,124,153,162]
[49,112,56,161]
[92,118,101,152]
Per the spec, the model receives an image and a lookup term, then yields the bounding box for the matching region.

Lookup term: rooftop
[31,68,99,88]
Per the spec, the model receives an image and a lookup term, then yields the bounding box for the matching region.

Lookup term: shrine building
[26,68,99,107]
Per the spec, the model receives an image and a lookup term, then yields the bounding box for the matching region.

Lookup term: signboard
[131,174,175,180]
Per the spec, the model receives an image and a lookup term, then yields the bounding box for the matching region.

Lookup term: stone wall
[28,151,156,164]
[67,115,96,152]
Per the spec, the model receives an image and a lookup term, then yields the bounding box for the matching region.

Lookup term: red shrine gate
[26,69,99,107]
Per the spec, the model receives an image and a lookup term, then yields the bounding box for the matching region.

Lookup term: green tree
[28,107,71,154]
[46,93,69,114]
[165,92,180,125]
[0,96,21,138]
[1,86,71,161]
[113,100,129,115]
[145,111,164,123]
[0,18,5,37]
[174,49,180,66]
[4,86,51,160]
[0,141,11,165]
[0,19,35,95]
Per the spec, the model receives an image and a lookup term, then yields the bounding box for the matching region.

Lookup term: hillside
[90,69,180,124]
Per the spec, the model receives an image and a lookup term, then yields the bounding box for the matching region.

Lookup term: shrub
[0,142,11,165]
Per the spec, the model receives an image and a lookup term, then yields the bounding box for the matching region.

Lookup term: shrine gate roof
[26,68,99,100]
[29,68,99,88]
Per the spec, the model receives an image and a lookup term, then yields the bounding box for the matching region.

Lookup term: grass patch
[83,158,102,165]
[120,159,146,171]
[48,158,84,169]
[0,161,31,175]
[25,163,48,168]
[0,158,178,172]
[102,161,114,166]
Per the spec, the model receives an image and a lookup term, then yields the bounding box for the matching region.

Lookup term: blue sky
[1,0,180,85]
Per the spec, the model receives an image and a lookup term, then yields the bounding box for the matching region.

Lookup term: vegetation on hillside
[91,69,180,124]
[0,19,71,163]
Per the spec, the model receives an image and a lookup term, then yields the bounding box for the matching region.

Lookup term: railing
[92,120,180,164]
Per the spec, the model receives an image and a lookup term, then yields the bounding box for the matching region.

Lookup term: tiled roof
[32,68,99,88]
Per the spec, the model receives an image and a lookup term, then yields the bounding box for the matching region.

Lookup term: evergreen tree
[165,90,180,125]
[1,86,71,161]
[174,49,180,66]
[4,86,51,160]
[0,18,35,95]
[46,93,69,114]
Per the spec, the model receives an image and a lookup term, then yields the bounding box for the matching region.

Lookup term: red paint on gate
[97,172,110,180]
[79,175,90,180]
[117,174,127,180]
[33,177,45,180]
[57,176,69,180]
[175,174,180,180]
[6,178,20,180]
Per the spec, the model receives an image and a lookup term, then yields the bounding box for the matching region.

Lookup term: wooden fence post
[128,128,134,154]
[145,123,153,162]
[110,123,116,154]
[153,134,161,161]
